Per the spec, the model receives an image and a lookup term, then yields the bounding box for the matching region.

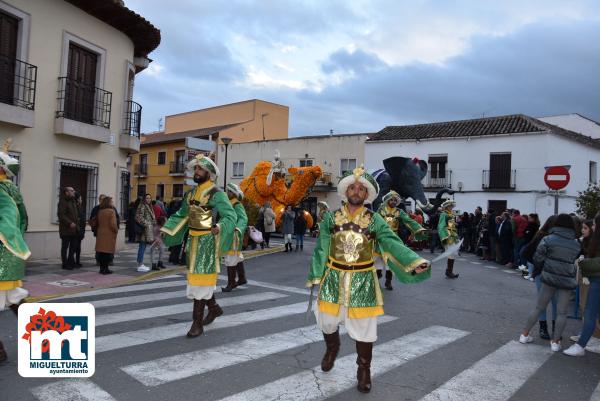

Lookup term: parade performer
[375,190,427,290]
[0,139,30,362]
[222,183,248,292]
[161,155,236,337]
[307,166,430,393]
[438,199,460,278]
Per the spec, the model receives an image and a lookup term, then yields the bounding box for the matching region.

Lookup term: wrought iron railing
[56,76,112,128]
[482,169,516,190]
[123,100,142,137]
[424,170,452,188]
[169,161,186,175]
[0,55,37,110]
[134,163,148,176]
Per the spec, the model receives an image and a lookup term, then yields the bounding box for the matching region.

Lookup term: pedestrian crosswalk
[25,273,600,401]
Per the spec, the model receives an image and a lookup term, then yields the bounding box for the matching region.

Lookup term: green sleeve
[235,203,248,235]
[161,192,190,247]
[210,191,237,254]
[399,209,427,240]
[307,211,332,286]
[438,212,449,242]
[0,184,31,260]
[580,257,600,277]
[374,213,430,284]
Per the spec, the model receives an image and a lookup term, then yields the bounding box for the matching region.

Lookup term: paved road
[2,240,600,400]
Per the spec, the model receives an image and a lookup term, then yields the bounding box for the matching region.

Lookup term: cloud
[322,48,387,75]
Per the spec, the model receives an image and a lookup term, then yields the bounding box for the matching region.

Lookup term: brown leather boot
[384,270,393,290]
[186,299,205,338]
[356,341,373,393]
[321,330,340,372]
[445,258,459,279]
[0,340,7,362]
[202,295,223,325]
[221,266,238,292]
[236,262,247,286]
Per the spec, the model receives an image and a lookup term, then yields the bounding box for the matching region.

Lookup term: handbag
[249,226,264,243]
[135,222,144,235]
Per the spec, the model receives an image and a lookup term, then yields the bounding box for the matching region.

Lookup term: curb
[25,245,284,302]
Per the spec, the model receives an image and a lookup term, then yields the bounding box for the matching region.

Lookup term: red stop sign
[544,166,570,190]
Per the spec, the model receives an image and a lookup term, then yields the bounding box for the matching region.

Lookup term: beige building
[164,99,289,144]
[0,0,160,258]
[215,133,370,215]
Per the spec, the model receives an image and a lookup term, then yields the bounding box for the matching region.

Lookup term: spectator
[262,202,276,248]
[477,215,490,260]
[127,200,138,243]
[152,199,166,220]
[95,196,118,275]
[151,216,166,271]
[565,215,600,356]
[428,212,441,254]
[472,207,483,252]
[521,215,557,340]
[282,205,295,252]
[512,210,528,268]
[497,212,513,266]
[519,213,541,278]
[155,195,167,214]
[135,193,156,272]
[294,208,308,251]
[487,209,497,261]
[520,214,581,352]
[73,192,86,268]
[57,186,79,270]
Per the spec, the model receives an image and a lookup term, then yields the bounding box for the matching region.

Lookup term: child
[151,216,166,271]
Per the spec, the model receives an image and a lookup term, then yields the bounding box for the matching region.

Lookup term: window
[55,160,98,221]
[232,162,244,177]
[137,184,146,198]
[63,43,98,125]
[156,184,165,199]
[7,151,20,186]
[157,152,166,165]
[299,159,313,167]
[172,184,184,198]
[119,170,130,217]
[488,153,512,189]
[590,161,597,184]
[0,11,18,106]
[340,158,357,176]
[137,153,148,176]
[428,155,447,179]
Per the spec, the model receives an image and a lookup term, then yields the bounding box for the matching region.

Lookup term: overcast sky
[126,0,600,136]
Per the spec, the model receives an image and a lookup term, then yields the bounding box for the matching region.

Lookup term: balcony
[134,164,148,177]
[169,161,186,175]
[119,100,142,153]
[54,77,112,143]
[313,172,336,192]
[423,170,452,189]
[0,56,37,127]
[482,169,516,191]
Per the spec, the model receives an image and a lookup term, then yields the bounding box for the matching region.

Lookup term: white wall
[540,114,600,140]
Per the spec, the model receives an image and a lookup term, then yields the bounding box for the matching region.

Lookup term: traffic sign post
[544,166,571,214]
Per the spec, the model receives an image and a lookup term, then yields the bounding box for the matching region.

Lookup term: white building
[216,133,370,215]
[0,0,160,258]
[365,114,600,221]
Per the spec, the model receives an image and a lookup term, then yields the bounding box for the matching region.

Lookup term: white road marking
[31,380,116,401]
[96,302,308,353]
[217,326,470,401]
[96,292,288,326]
[471,261,482,265]
[91,289,186,308]
[590,381,600,401]
[122,316,398,386]
[484,265,498,269]
[218,275,311,296]
[56,279,187,300]
[502,270,518,274]
[419,341,552,401]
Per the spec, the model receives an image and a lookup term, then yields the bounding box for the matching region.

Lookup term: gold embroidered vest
[329,207,375,265]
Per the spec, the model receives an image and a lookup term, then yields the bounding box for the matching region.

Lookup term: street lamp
[221,137,232,189]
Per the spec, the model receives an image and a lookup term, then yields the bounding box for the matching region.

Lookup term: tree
[575,184,600,219]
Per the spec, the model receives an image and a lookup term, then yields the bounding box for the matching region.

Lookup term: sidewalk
[23,241,285,302]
